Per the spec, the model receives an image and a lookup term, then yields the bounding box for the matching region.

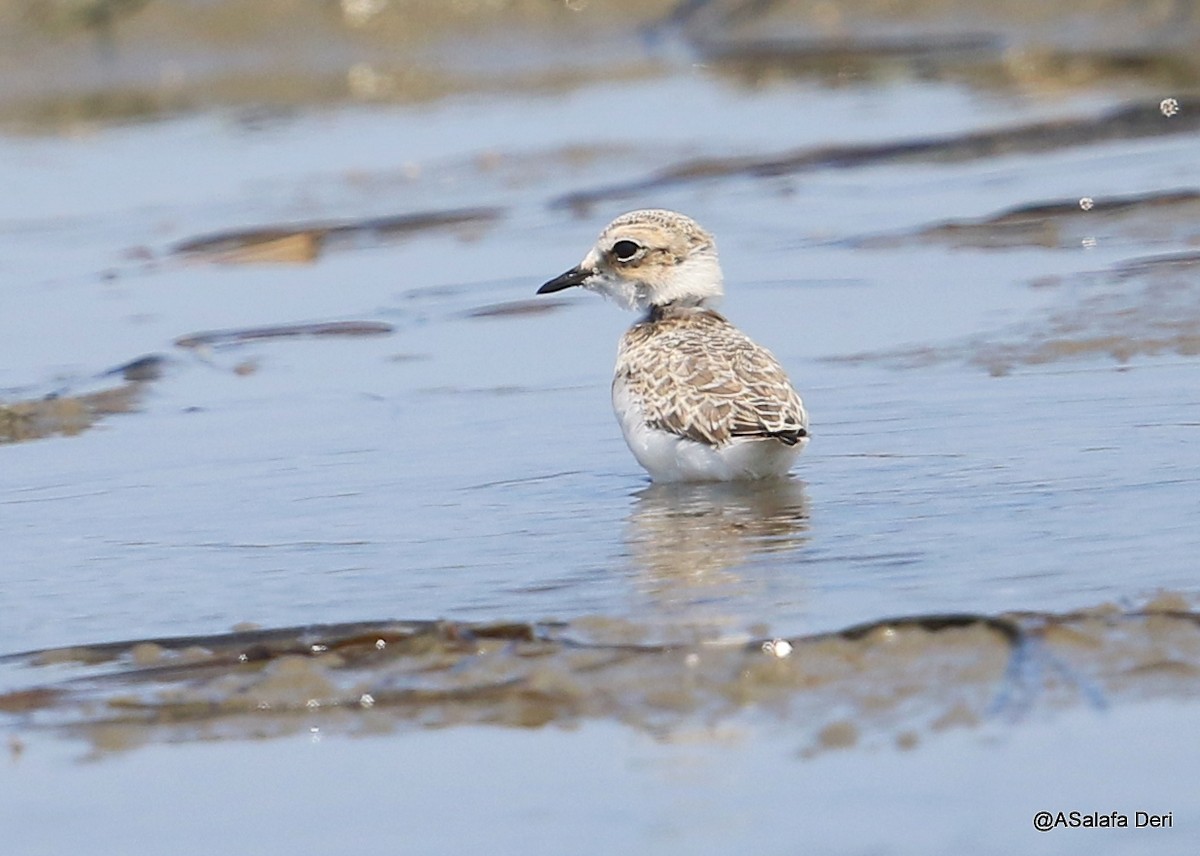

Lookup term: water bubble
[375,639,387,650]
[1082,237,1098,249]
[1161,98,1180,118]
[1079,197,1094,211]
[762,638,793,658]
[310,644,328,654]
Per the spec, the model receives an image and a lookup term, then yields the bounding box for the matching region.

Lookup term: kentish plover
[538,209,808,482]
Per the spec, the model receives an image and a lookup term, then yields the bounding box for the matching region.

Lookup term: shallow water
[3,1,1200,852]
[5,703,1192,856]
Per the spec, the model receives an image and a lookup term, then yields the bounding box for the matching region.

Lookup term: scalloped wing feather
[615,309,807,448]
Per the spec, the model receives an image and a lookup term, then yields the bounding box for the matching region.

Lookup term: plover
[538,209,808,482]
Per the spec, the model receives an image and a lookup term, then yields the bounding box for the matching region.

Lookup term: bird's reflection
[625,479,810,609]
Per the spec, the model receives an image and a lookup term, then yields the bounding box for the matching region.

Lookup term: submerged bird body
[539,210,808,483]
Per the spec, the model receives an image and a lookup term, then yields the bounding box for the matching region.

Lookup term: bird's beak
[537,265,593,294]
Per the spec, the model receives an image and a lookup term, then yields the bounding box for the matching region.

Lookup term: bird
[537,209,808,483]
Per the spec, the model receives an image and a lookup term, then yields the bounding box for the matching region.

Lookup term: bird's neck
[645,300,722,324]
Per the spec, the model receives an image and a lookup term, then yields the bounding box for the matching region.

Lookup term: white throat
[587,250,725,312]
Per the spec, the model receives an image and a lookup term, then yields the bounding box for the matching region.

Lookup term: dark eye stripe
[611,239,640,261]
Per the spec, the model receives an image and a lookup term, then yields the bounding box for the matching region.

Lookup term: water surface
[3,1,1200,852]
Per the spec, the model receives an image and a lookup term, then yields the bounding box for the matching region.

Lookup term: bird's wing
[617,312,807,448]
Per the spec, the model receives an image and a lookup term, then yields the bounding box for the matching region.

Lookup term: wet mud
[2,598,1197,757]
[174,320,394,350]
[0,319,395,445]
[0,354,168,444]
[173,207,504,265]
[854,189,1200,251]
[0,380,144,444]
[832,188,1200,373]
[552,102,1198,212]
[4,0,1199,132]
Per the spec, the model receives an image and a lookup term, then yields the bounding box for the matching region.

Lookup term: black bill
[537,266,593,294]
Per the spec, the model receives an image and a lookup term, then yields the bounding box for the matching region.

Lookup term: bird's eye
[611,240,641,262]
